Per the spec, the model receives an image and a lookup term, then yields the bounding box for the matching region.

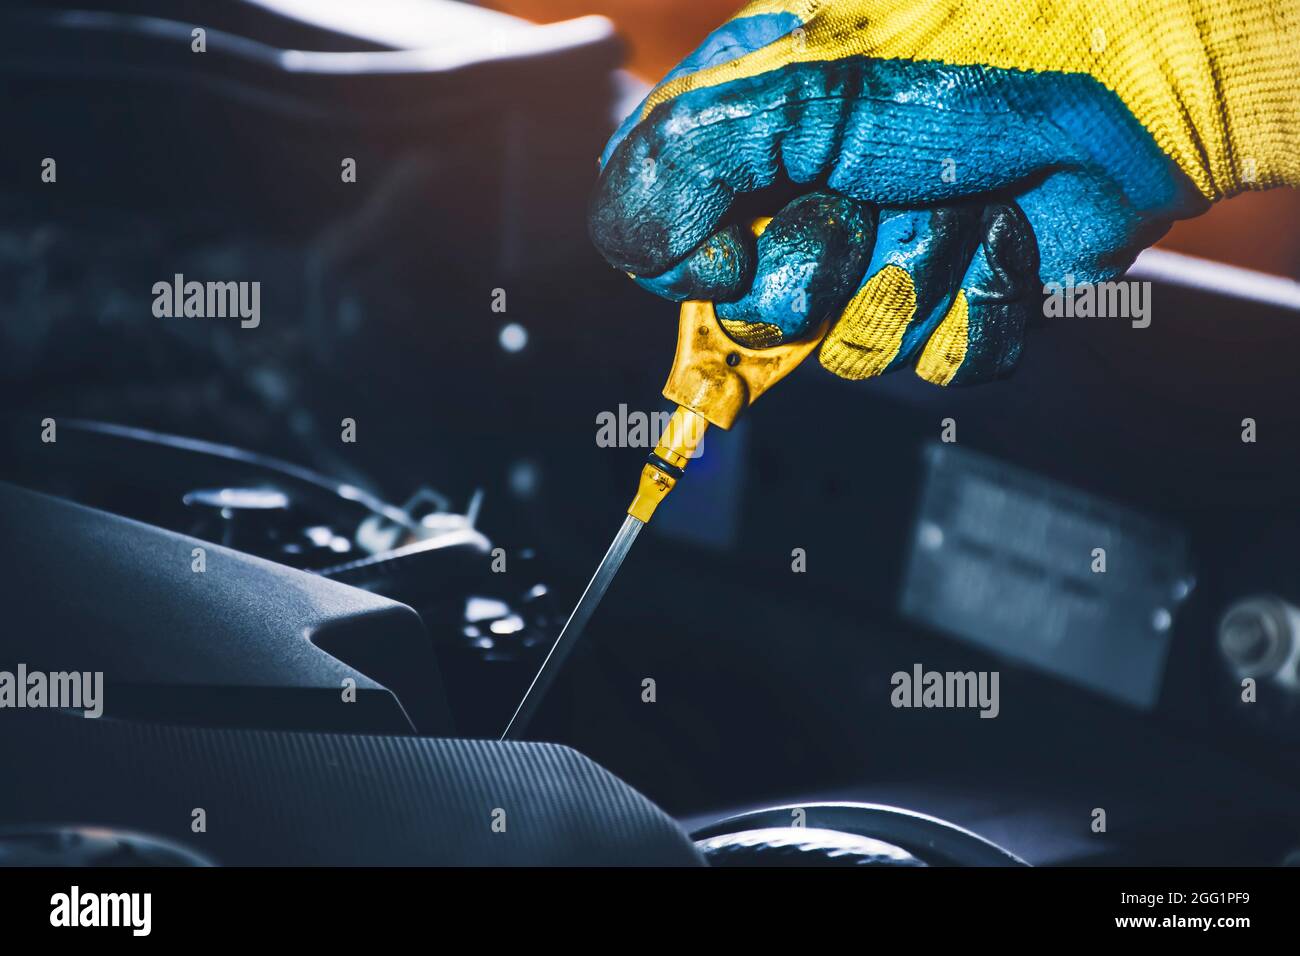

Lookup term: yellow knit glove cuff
[1199,0,1300,194]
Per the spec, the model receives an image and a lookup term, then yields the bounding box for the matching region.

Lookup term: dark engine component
[0,827,215,867]
[0,711,703,866]
[0,418,561,735]
[0,480,451,735]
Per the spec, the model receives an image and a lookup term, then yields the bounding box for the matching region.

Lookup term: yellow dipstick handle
[626,299,828,524]
[627,404,708,522]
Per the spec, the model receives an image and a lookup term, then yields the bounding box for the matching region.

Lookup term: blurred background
[2,0,1299,865]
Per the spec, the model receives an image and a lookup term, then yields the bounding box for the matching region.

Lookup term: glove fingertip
[632,224,756,302]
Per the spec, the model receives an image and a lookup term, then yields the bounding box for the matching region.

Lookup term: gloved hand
[590,0,1299,385]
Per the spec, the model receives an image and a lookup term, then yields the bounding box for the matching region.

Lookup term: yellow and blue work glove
[589,0,1299,385]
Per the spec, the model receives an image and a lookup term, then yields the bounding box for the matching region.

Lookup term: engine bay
[1,0,1299,874]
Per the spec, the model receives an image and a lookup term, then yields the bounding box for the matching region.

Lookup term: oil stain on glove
[590,0,1300,385]
[714,193,875,347]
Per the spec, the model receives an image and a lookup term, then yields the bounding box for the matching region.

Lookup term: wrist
[1194,0,1300,195]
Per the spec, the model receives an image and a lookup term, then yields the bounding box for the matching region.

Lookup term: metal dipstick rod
[501,514,643,740]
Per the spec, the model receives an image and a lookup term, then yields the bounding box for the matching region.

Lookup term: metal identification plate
[900,443,1193,710]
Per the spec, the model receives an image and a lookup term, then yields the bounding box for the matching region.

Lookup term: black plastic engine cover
[0,481,450,735]
[0,711,703,866]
